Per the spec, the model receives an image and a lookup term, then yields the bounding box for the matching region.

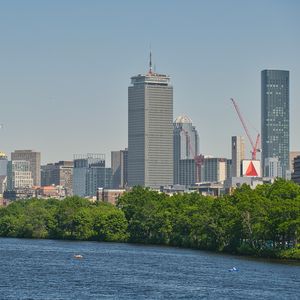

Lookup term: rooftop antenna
[149,50,153,74]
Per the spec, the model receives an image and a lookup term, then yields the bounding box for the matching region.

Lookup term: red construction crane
[230,98,260,160]
[181,128,204,183]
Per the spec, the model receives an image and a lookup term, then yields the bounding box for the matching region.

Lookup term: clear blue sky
[0,0,299,164]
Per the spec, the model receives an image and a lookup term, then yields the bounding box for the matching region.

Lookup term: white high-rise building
[7,160,33,190]
[128,54,173,188]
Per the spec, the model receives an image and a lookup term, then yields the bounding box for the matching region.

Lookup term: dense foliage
[117,179,300,259]
[0,197,128,242]
[0,179,299,260]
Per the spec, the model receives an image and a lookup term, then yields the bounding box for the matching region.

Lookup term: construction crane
[230,98,260,160]
[181,128,204,183]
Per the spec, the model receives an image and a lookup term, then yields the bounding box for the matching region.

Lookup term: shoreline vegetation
[0,179,299,261]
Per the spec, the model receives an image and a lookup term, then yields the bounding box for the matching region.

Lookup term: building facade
[7,160,33,191]
[173,115,199,186]
[261,70,289,178]
[73,154,112,197]
[11,150,41,186]
[178,159,196,187]
[201,157,227,183]
[111,148,128,188]
[0,176,7,195]
[41,161,74,195]
[128,61,173,188]
[290,151,300,174]
[291,156,300,184]
[0,152,8,176]
[264,157,281,178]
[231,136,245,178]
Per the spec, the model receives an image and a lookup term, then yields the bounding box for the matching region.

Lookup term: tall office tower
[41,161,74,195]
[201,157,227,183]
[73,154,111,197]
[0,152,8,176]
[128,55,173,188]
[261,70,289,178]
[173,115,199,186]
[231,136,245,177]
[11,150,41,186]
[7,160,33,190]
[111,148,128,188]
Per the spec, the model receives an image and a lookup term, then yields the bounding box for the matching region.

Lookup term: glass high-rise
[128,60,173,188]
[261,70,289,178]
[173,115,199,186]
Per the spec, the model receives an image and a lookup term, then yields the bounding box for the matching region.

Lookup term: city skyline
[0,1,299,164]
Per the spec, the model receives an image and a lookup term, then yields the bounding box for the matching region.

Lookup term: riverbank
[0,179,300,261]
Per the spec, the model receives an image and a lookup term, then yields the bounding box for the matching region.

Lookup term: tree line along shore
[0,179,299,260]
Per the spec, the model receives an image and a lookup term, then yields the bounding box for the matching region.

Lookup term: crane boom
[230,98,260,160]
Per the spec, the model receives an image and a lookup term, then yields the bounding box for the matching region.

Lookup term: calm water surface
[0,238,299,299]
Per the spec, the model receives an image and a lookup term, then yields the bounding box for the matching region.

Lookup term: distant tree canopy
[0,197,128,242]
[0,179,300,259]
[117,179,300,259]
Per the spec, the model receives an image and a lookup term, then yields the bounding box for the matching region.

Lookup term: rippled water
[0,238,299,299]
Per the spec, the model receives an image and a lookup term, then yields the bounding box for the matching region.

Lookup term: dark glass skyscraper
[261,70,289,178]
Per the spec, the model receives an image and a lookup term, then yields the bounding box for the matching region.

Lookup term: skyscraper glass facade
[261,70,289,178]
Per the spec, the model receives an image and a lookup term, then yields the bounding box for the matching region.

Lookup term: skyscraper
[11,150,41,186]
[261,70,289,178]
[111,149,128,188]
[128,54,173,188]
[173,115,199,186]
[231,136,245,177]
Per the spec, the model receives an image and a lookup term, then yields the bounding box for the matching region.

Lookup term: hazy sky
[0,0,299,165]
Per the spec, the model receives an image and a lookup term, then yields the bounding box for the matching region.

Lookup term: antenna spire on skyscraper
[149,49,153,74]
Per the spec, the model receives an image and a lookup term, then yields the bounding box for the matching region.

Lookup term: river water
[0,238,299,299]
